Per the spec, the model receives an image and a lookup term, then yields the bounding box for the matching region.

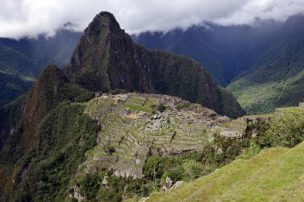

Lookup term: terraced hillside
[79,93,243,179]
[4,77,304,201]
[145,104,304,202]
[0,88,248,201]
[147,142,304,202]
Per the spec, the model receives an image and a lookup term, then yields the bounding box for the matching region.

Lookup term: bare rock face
[69,12,155,93]
[68,11,244,118]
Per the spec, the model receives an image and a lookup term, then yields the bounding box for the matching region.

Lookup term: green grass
[123,95,154,114]
[228,67,304,115]
[227,78,282,114]
[147,141,304,202]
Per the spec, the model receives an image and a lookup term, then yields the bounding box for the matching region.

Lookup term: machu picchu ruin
[79,93,245,179]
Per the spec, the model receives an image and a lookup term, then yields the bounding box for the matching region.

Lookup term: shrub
[238,141,261,159]
[176,103,190,110]
[263,108,304,147]
[157,103,166,112]
[104,145,116,155]
[79,174,101,201]
[182,160,203,180]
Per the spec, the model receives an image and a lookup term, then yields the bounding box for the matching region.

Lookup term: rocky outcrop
[67,12,244,118]
[69,12,154,93]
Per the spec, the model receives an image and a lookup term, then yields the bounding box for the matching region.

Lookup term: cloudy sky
[1,0,304,39]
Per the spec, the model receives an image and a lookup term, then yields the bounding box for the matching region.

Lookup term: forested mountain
[134,20,281,85]
[227,15,304,113]
[135,15,304,113]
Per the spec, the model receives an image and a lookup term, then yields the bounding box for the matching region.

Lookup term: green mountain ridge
[135,15,304,114]
[3,15,304,113]
[227,15,304,114]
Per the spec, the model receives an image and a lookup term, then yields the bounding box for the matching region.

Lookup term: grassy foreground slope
[147,141,304,202]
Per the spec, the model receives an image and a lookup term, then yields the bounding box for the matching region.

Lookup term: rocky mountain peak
[69,11,153,92]
[67,11,244,117]
[88,11,122,34]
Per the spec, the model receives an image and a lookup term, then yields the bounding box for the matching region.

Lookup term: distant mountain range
[135,15,304,113]
[227,15,304,114]
[133,20,281,85]
[0,30,81,107]
[1,14,304,113]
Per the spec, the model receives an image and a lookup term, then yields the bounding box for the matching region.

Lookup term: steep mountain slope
[0,67,246,202]
[4,15,303,113]
[227,15,304,114]
[67,12,244,118]
[0,65,96,201]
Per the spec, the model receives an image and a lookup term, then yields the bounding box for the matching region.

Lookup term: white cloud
[215,0,304,25]
[0,0,303,39]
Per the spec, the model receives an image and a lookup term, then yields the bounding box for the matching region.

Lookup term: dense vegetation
[147,107,304,201]
[147,143,304,202]
[0,90,246,202]
[0,102,100,202]
[2,74,304,201]
[72,107,304,201]
[71,134,248,202]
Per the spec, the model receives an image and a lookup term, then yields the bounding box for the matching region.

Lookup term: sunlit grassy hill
[147,142,304,202]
